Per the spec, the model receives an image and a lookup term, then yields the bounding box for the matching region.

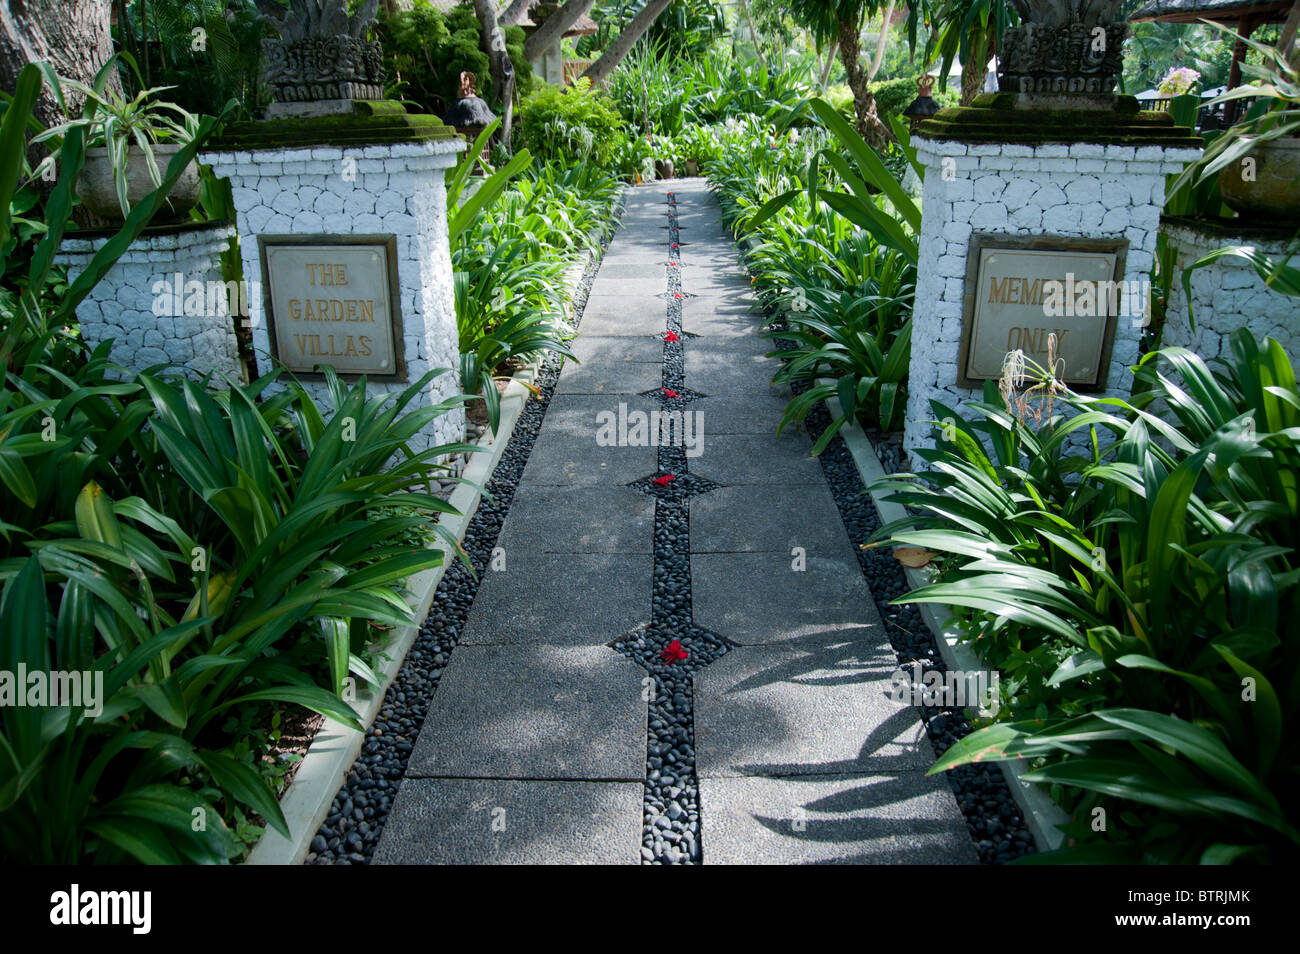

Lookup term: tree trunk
[838,15,891,150]
[524,0,596,63]
[499,0,533,27]
[473,0,516,148]
[582,0,674,86]
[866,1,895,84]
[0,0,117,128]
[738,0,766,72]
[959,33,996,106]
[819,39,839,89]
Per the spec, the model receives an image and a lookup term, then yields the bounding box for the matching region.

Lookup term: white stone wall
[200,139,467,452]
[55,224,242,381]
[905,139,1202,455]
[1161,220,1300,361]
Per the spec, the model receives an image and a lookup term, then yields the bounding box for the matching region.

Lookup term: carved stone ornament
[998,0,1128,97]
[256,0,387,105]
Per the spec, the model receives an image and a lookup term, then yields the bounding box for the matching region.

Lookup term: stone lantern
[444,71,498,165]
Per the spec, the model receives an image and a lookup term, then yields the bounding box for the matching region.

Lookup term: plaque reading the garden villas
[259,235,405,380]
[958,234,1128,390]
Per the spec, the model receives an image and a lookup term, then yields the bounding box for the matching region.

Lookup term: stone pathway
[373,180,976,865]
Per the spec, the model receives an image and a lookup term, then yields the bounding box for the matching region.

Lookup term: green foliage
[874,331,1300,863]
[379,0,534,113]
[516,79,627,169]
[1,63,468,863]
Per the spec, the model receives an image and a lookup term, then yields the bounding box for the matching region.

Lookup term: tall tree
[499,0,533,26]
[582,0,675,86]
[790,1,892,150]
[866,1,896,83]
[912,0,1016,106]
[0,0,117,127]
[473,0,516,146]
[524,0,596,62]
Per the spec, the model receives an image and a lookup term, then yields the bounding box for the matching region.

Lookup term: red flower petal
[651,473,676,486]
[659,639,689,663]
[674,292,684,299]
[662,388,680,398]
[663,330,679,342]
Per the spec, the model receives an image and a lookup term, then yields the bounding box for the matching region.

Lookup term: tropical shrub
[516,79,627,170]
[872,331,1300,863]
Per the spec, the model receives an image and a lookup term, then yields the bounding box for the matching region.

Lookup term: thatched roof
[1129,0,1292,23]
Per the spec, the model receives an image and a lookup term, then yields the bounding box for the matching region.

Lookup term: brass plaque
[958,234,1127,390]
[259,235,405,380]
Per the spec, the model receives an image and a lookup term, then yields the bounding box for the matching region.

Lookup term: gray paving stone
[693,393,790,433]
[497,485,654,553]
[693,551,880,644]
[406,644,647,779]
[373,778,643,864]
[522,421,656,486]
[568,334,663,365]
[685,343,787,395]
[695,638,930,777]
[556,354,662,394]
[699,774,980,864]
[684,286,757,310]
[461,553,649,645]
[693,432,823,485]
[691,485,850,554]
[599,262,670,280]
[577,296,666,337]
[588,276,666,299]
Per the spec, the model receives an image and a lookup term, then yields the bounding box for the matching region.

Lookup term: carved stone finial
[458,72,477,99]
[917,75,934,98]
[999,0,1129,103]
[257,0,387,114]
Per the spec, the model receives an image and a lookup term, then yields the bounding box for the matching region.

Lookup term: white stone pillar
[1160,217,1300,361]
[905,135,1201,456]
[54,222,243,381]
[201,137,467,452]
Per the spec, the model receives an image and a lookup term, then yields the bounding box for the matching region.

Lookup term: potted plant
[34,55,201,222]
[1178,30,1300,222]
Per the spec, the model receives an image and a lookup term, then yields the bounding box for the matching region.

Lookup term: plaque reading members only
[259,235,405,380]
[958,234,1128,390]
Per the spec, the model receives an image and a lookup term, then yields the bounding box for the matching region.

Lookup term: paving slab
[374,778,643,864]
[692,432,824,485]
[497,485,654,554]
[692,393,790,433]
[461,553,649,645]
[567,334,663,366]
[588,276,667,299]
[699,774,979,864]
[691,484,850,554]
[598,262,671,280]
[406,644,647,779]
[521,423,656,487]
[693,551,880,645]
[685,344,787,395]
[694,638,930,777]
[578,296,667,338]
[556,354,662,394]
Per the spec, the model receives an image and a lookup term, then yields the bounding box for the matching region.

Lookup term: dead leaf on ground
[894,547,938,568]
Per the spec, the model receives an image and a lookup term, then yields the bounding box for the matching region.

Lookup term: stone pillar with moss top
[200,101,468,455]
[902,2,1202,459]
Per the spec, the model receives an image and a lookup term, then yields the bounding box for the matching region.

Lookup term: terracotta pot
[76,142,201,221]
[1218,135,1300,223]
[684,158,699,177]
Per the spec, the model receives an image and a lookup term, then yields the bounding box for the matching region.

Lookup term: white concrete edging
[826,393,1069,854]
[246,239,601,865]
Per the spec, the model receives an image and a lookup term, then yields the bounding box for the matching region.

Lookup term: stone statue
[256,0,387,115]
[1000,0,1128,101]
